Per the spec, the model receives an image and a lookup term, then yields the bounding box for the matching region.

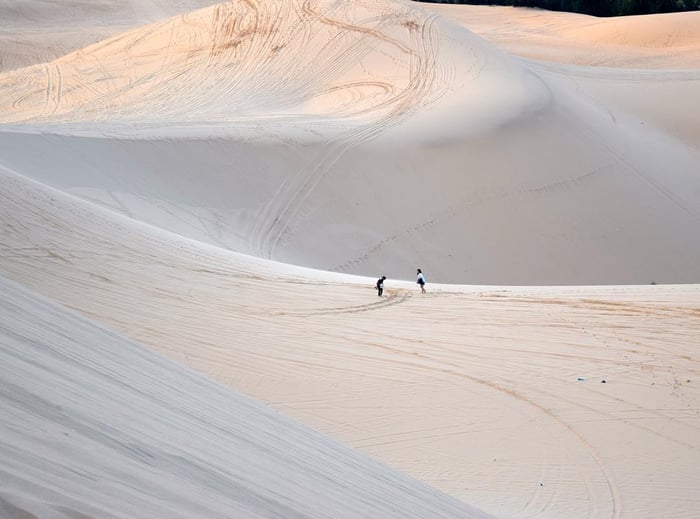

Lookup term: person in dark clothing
[376,276,386,297]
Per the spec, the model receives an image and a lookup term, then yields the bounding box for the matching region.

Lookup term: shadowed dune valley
[0,1,699,518]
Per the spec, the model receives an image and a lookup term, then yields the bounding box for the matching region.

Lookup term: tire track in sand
[363,340,624,519]
[272,288,412,316]
[250,6,450,260]
[40,63,62,118]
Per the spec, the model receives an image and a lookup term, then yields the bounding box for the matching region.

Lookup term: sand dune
[431,5,700,68]
[1,1,699,518]
[0,0,219,72]
[1,152,699,519]
[0,0,456,124]
[1,0,699,283]
[0,275,489,519]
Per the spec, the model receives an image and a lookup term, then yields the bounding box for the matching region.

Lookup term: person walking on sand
[416,268,426,293]
[376,276,386,297]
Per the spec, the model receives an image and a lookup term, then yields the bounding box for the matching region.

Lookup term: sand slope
[0,0,699,284]
[1,155,699,519]
[431,5,700,69]
[0,275,491,519]
[0,0,220,72]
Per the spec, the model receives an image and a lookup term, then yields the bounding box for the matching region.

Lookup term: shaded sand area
[1,1,700,518]
[429,5,700,153]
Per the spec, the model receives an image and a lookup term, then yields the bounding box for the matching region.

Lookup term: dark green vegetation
[413,0,700,17]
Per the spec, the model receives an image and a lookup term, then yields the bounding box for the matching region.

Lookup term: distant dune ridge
[432,6,700,68]
[0,0,221,72]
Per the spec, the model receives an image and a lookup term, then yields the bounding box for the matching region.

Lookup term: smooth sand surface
[430,5,700,69]
[1,1,699,518]
[1,0,699,284]
[1,160,698,518]
[0,0,220,72]
[0,275,489,519]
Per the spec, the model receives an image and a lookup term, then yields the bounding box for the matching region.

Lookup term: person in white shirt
[416,269,426,294]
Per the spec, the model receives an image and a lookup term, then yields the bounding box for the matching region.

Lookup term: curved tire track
[251,8,450,260]
[272,287,412,316]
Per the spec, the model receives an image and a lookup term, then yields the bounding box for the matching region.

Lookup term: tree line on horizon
[413,0,700,17]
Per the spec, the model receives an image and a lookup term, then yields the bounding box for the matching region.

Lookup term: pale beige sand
[429,5,700,69]
[1,276,489,519]
[1,159,699,518]
[0,0,699,284]
[1,1,699,518]
[0,0,219,72]
[424,5,700,152]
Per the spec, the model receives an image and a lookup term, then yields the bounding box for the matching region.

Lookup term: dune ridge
[0,0,452,124]
[0,0,225,72]
[431,6,700,68]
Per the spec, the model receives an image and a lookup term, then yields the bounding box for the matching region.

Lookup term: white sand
[0,0,219,72]
[1,1,699,284]
[1,159,699,518]
[428,5,700,150]
[0,275,489,519]
[0,1,699,518]
[430,5,700,69]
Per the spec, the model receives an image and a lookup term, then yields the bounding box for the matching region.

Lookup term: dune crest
[431,5,700,68]
[0,0,452,125]
[565,11,700,49]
